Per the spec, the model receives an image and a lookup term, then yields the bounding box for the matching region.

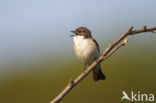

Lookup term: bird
[70,27,106,81]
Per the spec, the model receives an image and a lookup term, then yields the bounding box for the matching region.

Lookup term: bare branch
[50,25,156,103]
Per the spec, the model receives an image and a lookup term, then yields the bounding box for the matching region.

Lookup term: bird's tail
[92,63,106,81]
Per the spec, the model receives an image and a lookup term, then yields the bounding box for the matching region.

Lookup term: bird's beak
[70,31,76,37]
[70,31,75,33]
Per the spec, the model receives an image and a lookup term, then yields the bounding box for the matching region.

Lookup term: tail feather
[92,64,106,81]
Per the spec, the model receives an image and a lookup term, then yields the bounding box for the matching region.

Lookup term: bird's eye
[83,30,86,33]
[78,31,81,33]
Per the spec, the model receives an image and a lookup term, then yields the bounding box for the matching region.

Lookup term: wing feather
[92,38,100,52]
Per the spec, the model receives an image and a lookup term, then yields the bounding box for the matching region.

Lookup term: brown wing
[92,38,100,52]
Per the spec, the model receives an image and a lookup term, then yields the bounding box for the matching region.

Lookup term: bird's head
[70,27,92,38]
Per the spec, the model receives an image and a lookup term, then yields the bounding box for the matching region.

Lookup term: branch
[50,25,156,103]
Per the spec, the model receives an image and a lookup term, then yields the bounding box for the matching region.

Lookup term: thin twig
[50,25,156,103]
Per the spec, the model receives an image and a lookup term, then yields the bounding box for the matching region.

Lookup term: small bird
[70,27,106,81]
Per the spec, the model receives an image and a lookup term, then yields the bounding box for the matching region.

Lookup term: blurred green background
[0,0,156,103]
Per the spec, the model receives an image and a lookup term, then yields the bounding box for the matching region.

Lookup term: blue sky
[0,0,156,68]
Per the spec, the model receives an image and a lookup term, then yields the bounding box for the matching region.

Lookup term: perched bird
[70,27,106,81]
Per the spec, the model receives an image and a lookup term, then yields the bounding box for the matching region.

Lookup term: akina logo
[121,91,155,102]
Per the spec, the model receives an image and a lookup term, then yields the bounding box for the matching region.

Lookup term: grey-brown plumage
[71,27,106,81]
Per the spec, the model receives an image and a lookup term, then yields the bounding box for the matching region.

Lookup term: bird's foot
[83,70,87,73]
[83,64,87,73]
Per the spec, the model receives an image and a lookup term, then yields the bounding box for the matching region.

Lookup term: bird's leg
[83,64,87,73]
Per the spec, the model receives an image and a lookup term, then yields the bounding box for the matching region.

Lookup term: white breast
[73,35,99,64]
